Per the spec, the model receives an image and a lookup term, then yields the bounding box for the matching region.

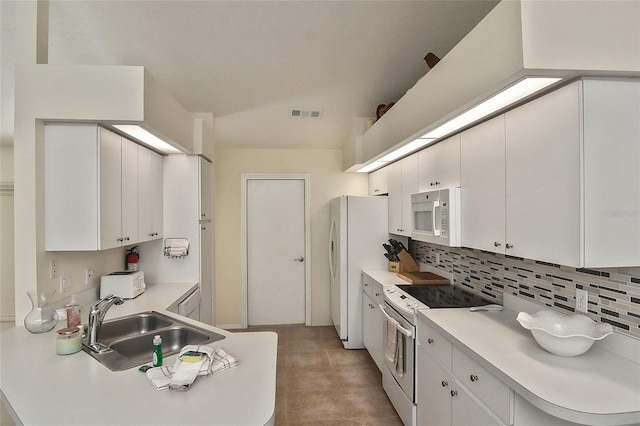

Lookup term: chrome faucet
[85,294,124,353]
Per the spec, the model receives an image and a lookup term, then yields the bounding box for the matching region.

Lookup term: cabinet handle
[427,338,434,344]
[375,292,380,297]
[117,238,124,242]
[124,237,130,241]
[364,283,369,287]
[369,304,375,309]
[506,243,513,249]
[494,241,501,247]
[450,390,458,397]
[374,189,380,193]
[470,374,479,382]
[441,380,448,387]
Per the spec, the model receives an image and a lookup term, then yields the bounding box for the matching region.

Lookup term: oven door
[380,301,415,402]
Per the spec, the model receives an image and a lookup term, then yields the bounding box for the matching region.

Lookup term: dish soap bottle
[152,335,163,367]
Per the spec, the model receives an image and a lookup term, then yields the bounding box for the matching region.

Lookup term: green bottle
[152,335,163,367]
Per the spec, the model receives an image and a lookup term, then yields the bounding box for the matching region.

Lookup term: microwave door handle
[379,304,413,338]
[432,200,440,236]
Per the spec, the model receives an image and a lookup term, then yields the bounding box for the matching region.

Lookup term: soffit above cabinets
[356,0,640,171]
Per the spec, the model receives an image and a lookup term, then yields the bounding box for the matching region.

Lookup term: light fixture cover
[113,125,184,154]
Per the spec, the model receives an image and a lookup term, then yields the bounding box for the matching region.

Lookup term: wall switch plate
[60,274,72,294]
[50,259,58,280]
[576,289,588,313]
[436,253,441,264]
[85,268,94,285]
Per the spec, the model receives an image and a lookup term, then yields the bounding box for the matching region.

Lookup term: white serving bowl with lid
[517,310,613,356]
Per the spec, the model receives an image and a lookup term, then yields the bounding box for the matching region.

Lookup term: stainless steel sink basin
[82,311,225,371]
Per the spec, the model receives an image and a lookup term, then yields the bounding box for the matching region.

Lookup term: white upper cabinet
[461,115,506,253]
[388,154,418,236]
[138,145,164,243]
[199,156,212,221]
[460,79,640,268]
[45,124,160,251]
[368,167,389,196]
[418,134,461,191]
[505,82,581,266]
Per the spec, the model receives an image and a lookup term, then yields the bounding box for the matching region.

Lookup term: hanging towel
[395,328,405,377]
[385,316,400,363]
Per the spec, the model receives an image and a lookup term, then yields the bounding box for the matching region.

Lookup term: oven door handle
[379,304,414,338]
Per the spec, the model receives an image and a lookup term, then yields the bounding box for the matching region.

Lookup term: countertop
[0,283,277,426]
[418,306,640,425]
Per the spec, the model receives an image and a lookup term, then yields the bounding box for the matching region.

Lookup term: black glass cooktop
[397,285,492,308]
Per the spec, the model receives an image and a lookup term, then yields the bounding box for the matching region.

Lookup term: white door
[246,178,307,326]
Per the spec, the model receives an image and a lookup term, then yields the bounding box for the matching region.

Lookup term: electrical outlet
[50,259,58,280]
[59,274,72,294]
[435,253,441,264]
[85,268,94,285]
[576,289,588,313]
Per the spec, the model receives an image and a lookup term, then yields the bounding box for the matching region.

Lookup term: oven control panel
[384,285,427,315]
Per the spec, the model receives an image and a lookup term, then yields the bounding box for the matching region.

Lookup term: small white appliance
[411,187,461,246]
[329,195,388,349]
[100,270,146,299]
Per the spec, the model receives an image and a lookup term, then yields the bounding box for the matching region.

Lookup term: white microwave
[411,188,461,247]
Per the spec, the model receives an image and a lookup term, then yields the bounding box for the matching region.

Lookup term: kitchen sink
[82,311,225,371]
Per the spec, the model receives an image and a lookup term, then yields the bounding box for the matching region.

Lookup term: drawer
[362,272,375,299]
[452,346,512,425]
[417,318,452,369]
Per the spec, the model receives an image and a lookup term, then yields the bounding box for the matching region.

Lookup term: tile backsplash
[411,241,640,340]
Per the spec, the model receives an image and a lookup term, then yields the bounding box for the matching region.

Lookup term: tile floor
[232,325,403,425]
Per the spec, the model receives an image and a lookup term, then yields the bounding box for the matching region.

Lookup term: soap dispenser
[152,335,163,367]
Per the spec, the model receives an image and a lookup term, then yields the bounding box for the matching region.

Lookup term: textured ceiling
[44,1,498,150]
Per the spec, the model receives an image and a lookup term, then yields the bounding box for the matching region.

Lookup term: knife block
[388,261,403,272]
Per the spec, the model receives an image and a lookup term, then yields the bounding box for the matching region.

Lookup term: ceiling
[42,1,498,150]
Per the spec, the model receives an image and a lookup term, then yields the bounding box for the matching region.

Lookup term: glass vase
[24,290,58,333]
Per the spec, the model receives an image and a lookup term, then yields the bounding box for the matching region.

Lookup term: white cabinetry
[388,154,418,236]
[418,134,461,191]
[138,146,164,243]
[362,273,385,372]
[417,314,509,426]
[368,167,389,196]
[45,124,159,251]
[461,79,640,267]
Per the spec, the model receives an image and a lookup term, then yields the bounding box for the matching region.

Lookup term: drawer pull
[375,292,380,297]
[441,381,448,387]
[427,338,434,344]
[450,390,458,397]
[470,374,479,382]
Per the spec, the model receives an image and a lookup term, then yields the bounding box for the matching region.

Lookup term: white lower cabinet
[362,274,385,371]
[417,314,511,426]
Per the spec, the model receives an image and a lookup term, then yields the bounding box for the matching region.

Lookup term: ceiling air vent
[290,108,322,119]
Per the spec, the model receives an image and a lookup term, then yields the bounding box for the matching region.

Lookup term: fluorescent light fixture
[422,77,561,139]
[355,77,561,173]
[113,125,184,154]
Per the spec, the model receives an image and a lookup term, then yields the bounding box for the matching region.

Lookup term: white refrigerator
[329,195,388,349]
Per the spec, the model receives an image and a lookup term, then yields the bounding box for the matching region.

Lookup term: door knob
[293,256,304,262]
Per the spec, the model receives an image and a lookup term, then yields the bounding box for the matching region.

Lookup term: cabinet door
[460,115,506,253]
[400,154,419,236]
[137,146,153,243]
[417,347,452,426]
[505,82,581,266]
[451,383,501,426]
[199,157,212,221]
[362,292,385,372]
[120,137,139,245]
[150,150,163,238]
[99,127,124,250]
[368,167,389,196]
[583,79,640,267]
[388,161,403,234]
[418,134,461,192]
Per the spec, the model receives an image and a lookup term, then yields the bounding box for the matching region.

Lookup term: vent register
[289,108,322,118]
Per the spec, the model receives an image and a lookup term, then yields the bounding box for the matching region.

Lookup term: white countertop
[362,269,410,285]
[418,307,640,425]
[0,283,277,426]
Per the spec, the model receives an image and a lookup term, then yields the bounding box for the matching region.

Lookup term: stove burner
[397,285,491,308]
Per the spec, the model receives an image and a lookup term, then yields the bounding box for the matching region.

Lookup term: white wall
[214,148,368,327]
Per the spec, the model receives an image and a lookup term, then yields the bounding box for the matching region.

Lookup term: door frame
[240,173,311,328]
